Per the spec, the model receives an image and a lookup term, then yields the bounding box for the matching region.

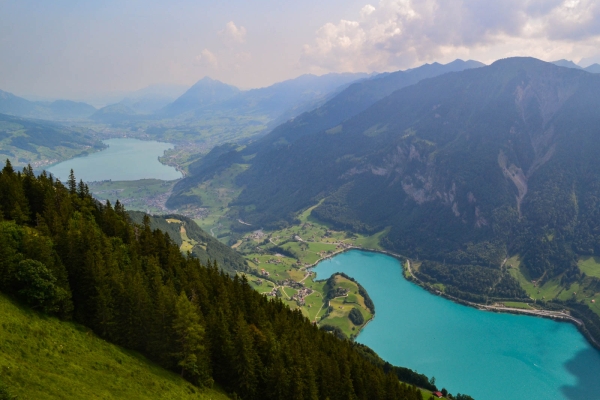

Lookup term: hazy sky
[1,0,600,100]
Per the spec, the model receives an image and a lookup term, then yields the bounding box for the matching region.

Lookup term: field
[166,219,199,252]
[230,202,387,337]
[319,275,374,338]
[189,163,250,241]
[86,163,249,226]
[507,256,563,300]
[0,117,104,171]
[508,255,600,318]
[88,179,176,214]
[578,256,600,279]
[502,302,534,309]
[0,294,229,400]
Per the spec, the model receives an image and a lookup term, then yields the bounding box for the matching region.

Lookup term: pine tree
[232,313,261,399]
[172,291,211,386]
[67,169,77,194]
[0,160,441,400]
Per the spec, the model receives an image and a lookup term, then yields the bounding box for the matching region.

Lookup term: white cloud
[302,0,600,73]
[361,4,376,18]
[219,21,247,45]
[195,49,219,69]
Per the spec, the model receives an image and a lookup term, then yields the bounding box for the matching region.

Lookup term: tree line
[0,160,441,400]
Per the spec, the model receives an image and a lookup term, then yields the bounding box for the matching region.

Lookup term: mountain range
[551,59,600,73]
[168,59,485,207]
[88,73,371,130]
[0,90,97,120]
[172,57,600,291]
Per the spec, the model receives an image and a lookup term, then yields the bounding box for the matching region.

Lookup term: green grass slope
[0,294,230,400]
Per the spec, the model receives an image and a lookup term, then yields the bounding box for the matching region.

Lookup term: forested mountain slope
[0,113,103,168]
[0,161,440,400]
[128,211,248,274]
[233,57,600,284]
[167,60,484,207]
[246,59,484,152]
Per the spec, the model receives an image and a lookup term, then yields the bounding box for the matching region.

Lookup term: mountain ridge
[227,57,600,284]
[167,59,485,208]
[0,89,96,120]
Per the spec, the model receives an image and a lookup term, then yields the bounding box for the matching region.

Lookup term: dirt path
[313,301,326,323]
[300,271,312,283]
[280,286,290,299]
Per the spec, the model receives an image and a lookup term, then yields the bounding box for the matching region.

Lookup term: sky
[1,0,600,101]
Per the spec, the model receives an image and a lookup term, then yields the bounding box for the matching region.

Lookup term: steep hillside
[0,294,230,400]
[0,162,439,400]
[219,72,370,122]
[232,57,600,284]
[167,60,484,207]
[128,211,248,274]
[0,113,103,168]
[248,59,484,152]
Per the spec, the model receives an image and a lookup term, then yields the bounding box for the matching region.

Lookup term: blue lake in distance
[47,138,181,182]
[312,250,600,400]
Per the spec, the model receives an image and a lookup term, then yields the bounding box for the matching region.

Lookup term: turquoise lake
[312,250,600,400]
[47,138,181,182]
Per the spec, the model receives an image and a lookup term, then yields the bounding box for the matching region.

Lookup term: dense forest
[416,261,527,300]
[0,160,451,400]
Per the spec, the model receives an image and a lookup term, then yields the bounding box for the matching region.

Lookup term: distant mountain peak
[551,59,583,69]
[197,76,216,82]
[159,77,240,117]
[584,63,600,74]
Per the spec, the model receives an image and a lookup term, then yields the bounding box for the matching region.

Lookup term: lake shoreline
[309,246,600,351]
[47,138,182,182]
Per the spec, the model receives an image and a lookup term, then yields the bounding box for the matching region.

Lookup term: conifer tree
[172,291,211,386]
[68,169,77,194]
[0,161,438,400]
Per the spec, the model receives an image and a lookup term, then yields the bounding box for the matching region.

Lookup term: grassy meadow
[87,179,176,214]
[0,294,230,400]
[506,255,600,318]
[232,202,387,336]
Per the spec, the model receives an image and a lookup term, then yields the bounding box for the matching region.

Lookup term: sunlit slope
[0,294,230,400]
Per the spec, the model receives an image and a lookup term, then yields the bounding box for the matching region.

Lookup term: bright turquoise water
[312,250,600,400]
[47,138,181,182]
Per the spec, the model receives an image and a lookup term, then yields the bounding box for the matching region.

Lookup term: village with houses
[232,206,383,338]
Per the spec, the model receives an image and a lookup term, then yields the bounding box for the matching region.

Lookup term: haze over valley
[3,1,600,399]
